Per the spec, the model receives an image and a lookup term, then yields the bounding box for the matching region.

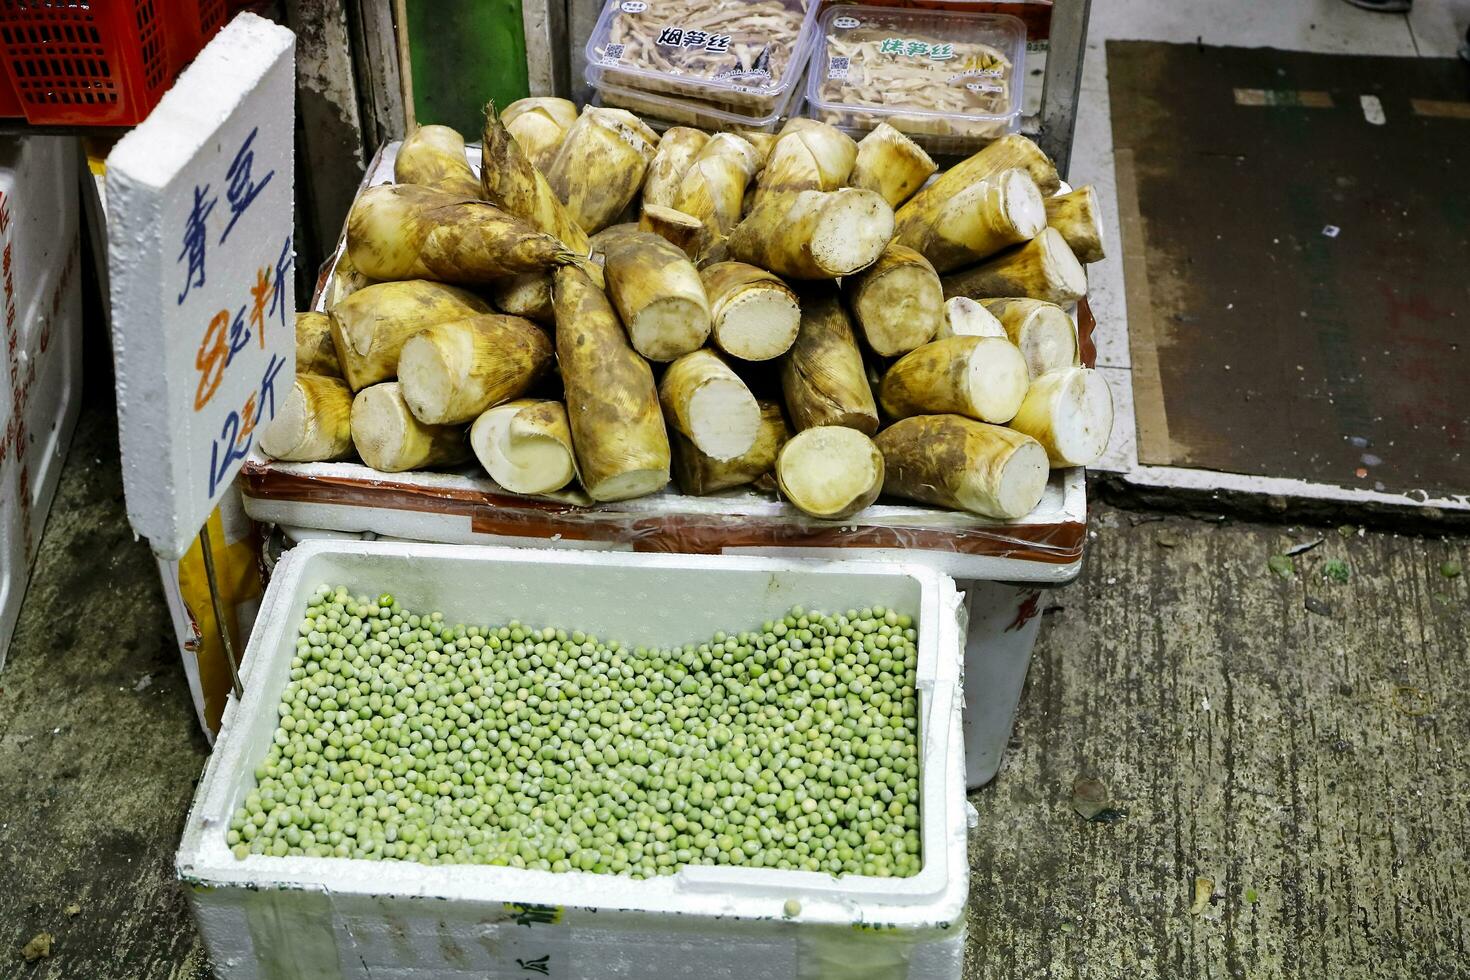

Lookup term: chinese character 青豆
[220,127,276,244]
[177,183,217,305]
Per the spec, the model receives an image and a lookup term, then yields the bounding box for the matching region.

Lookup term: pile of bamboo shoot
[258,102,1112,523]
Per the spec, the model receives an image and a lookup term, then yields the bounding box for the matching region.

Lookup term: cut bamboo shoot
[398,314,554,425]
[295,312,342,378]
[780,288,879,434]
[552,265,670,501]
[938,297,1006,339]
[325,251,375,311]
[643,127,711,209]
[672,400,789,495]
[351,382,470,472]
[674,136,763,247]
[394,124,482,199]
[258,374,354,462]
[842,244,944,357]
[546,107,659,233]
[880,336,1030,423]
[502,97,579,172]
[897,134,1060,228]
[979,298,1079,379]
[346,184,577,284]
[941,228,1087,305]
[732,130,777,165]
[1044,185,1106,263]
[848,123,937,208]
[658,349,761,461]
[488,272,554,324]
[701,261,801,361]
[639,204,709,259]
[776,426,884,520]
[596,228,711,361]
[480,102,590,254]
[875,415,1048,519]
[329,280,491,391]
[727,188,894,279]
[1006,366,1113,467]
[470,399,577,495]
[757,121,858,199]
[894,168,1046,273]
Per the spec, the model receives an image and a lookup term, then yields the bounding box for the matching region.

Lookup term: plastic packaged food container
[590,64,808,133]
[805,4,1026,152]
[585,0,819,118]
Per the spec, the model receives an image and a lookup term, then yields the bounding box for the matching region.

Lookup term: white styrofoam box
[106,12,296,560]
[179,541,969,979]
[0,135,83,668]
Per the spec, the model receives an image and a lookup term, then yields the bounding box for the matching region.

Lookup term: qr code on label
[828,56,850,79]
[603,43,625,63]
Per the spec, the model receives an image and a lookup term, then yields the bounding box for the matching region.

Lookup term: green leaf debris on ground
[1268,554,1295,580]
[1322,559,1350,583]
[1441,560,1462,579]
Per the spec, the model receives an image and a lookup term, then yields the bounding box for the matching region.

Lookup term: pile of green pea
[228,586,923,879]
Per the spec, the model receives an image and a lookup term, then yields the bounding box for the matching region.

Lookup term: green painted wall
[404,0,531,139]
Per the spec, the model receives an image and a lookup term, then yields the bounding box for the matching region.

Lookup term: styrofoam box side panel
[180,542,969,980]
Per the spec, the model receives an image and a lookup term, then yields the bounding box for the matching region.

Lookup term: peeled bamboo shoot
[776,426,884,520]
[894,168,1046,273]
[295,312,342,378]
[470,399,577,494]
[848,123,937,208]
[329,280,490,391]
[488,272,554,324]
[672,400,788,495]
[941,228,1087,305]
[639,204,709,259]
[398,314,554,425]
[1044,185,1106,263]
[780,288,879,433]
[643,127,710,209]
[728,188,894,279]
[842,244,944,357]
[258,374,353,462]
[502,97,579,172]
[658,349,761,462]
[480,102,590,253]
[351,382,470,472]
[938,297,1006,339]
[394,124,482,198]
[1006,366,1113,467]
[880,336,1030,424]
[595,228,711,361]
[701,261,801,361]
[757,121,858,199]
[552,265,670,501]
[875,415,1048,519]
[345,184,577,284]
[546,107,659,233]
[979,298,1079,379]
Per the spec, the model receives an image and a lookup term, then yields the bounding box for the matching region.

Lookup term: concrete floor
[3,374,1467,978]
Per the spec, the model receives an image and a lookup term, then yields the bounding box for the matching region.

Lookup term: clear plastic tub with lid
[585,0,818,117]
[805,4,1026,153]
[589,63,808,133]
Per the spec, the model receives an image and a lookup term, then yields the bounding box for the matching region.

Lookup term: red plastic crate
[0,0,226,126]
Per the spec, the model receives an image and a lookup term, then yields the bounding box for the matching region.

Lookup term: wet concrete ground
[1,392,1466,978]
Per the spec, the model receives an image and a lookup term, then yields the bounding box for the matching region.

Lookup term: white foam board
[179,541,969,979]
[105,12,296,559]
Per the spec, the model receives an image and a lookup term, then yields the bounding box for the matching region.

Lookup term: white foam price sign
[106,13,295,559]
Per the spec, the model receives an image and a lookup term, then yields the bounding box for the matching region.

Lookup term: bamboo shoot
[756,120,858,199]
[672,400,789,495]
[728,188,894,279]
[880,336,1030,424]
[295,312,342,378]
[592,228,711,361]
[776,426,884,520]
[780,288,879,433]
[937,297,1006,339]
[1044,185,1106,263]
[480,102,590,253]
[897,133,1060,227]
[875,415,1048,519]
[848,123,937,208]
[470,399,577,494]
[894,168,1046,273]
[552,265,670,501]
[546,107,659,233]
[351,382,470,472]
[329,280,490,391]
[258,374,354,462]
[643,127,710,209]
[1006,366,1113,467]
[701,261,801,362]
[842,244,944,357]
[659,349,761,461]
[979,298,1078,379]
[394,124,482,198]
[941,228,1086,305]
[639,204,709,259]
[488,272,554,324]
[502,97,579,172]
[398,314,554,425]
